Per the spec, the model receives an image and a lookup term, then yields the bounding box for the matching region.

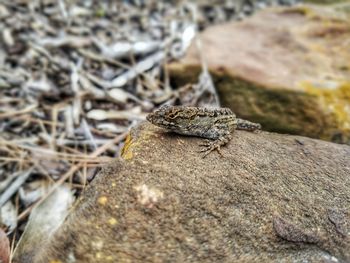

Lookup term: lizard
[146,105,261,157]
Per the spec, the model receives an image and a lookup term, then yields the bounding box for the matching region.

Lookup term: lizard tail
[236,118,261,131]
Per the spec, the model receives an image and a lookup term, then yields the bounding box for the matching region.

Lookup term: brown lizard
[146,105,261,157]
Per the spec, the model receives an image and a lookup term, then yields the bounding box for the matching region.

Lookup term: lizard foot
[199,140,224,158]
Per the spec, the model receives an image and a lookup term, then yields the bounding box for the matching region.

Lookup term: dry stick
[0,105,37,119]
[10,115,65,127]
[0,157,31,163]
[78,48,168,89]
[0,172,17,193]
[0,168,34,207]
[81,119,97,150]
[32,161,55,184]
[81,163,88,188]
[37,118,50,142]
[50,104,59,151]
[0,157,105,165]
[0,142,99,160]
[77,48,132,70]
[17,131,128,222]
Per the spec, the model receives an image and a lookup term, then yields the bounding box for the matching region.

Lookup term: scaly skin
[147,105,261,157]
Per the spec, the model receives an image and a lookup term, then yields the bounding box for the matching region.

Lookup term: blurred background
[1,0,350,261]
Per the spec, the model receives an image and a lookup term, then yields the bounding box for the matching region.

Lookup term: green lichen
[302,81,350,136]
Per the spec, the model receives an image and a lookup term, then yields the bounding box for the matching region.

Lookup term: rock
[169,5,350,143]
[23,122,350,263]
[304,0,349,4]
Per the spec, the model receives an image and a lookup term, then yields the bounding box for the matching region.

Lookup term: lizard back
[146,105,237,139]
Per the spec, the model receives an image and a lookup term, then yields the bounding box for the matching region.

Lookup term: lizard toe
[199,142,223,158]
[201,148,214,158]
[199,147,211,153]
[215,146,224,157]
[199,139,212,146]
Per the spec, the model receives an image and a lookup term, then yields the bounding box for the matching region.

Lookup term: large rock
[169,5,350,143]
[19,122,350,263]
[304,0,350,4]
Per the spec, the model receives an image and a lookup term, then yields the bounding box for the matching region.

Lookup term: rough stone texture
[23,122,350,263]
[169,4,350,143]
[305,0,350,4]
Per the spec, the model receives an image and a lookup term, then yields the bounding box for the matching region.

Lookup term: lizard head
[146,105,189,129]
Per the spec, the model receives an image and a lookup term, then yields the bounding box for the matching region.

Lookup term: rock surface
[21,122,350,263]
[305,0,350,4]
[169,4,350,143]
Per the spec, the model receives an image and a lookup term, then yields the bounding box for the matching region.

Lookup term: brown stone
[16,122,350,263]
[169,4,350,143]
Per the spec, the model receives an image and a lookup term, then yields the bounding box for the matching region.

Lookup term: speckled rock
[19,122,350,263]
[169,4,350,143]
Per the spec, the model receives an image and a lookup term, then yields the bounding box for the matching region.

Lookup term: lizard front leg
[199,133,232,158]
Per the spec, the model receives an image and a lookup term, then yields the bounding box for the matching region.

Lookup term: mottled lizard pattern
[147,105,261,157]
